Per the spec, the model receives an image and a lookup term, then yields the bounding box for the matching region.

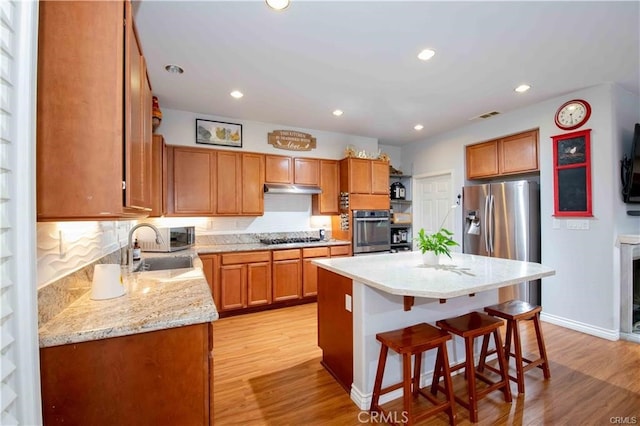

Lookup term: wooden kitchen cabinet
[37,0,152,220]
[40,323,213,425]
[216,150,242,215]
[265,155,293,184]
[340,158,390,195]
[466,129,539,179]
[166,146,216,215]
[149,135,167,217]
[272,249,302,302]
[241,153,265,215]
[294,157,320,185]
[302,247,330,297]
[312,159,340,215]
[218,251,271,311]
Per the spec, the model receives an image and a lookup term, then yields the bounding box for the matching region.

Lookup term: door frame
[412,169,458,250]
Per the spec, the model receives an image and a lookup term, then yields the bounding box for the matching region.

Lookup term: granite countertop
[39,265,218,348]
[313,251,555,299]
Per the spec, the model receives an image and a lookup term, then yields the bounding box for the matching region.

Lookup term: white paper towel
[91,264,126,300]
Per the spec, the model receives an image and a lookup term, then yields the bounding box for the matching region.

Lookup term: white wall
[159,108,378,159]
[402,83,640,339]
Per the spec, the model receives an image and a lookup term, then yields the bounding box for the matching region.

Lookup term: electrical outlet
[566,219,589,230]
[345,294,352,312]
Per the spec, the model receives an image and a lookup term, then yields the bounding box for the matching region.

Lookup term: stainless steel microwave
[135,226,195,252]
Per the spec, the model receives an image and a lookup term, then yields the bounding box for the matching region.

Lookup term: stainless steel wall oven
[352,210,391,255]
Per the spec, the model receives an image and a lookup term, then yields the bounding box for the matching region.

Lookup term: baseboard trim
[540,312,619,341]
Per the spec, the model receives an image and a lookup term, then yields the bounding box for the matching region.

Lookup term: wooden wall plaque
[268,130,317,151]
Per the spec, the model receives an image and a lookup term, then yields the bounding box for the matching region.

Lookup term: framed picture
[552,129,592,217]
[195,119,242,148]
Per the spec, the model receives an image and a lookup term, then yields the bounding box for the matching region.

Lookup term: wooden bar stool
[370,323,457,425]
[479,300,551,394]
[433,312,512,423]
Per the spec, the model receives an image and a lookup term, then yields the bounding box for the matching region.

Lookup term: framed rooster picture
[196,119,242,148]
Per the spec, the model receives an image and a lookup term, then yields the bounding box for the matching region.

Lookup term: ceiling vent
[471,111,500,120]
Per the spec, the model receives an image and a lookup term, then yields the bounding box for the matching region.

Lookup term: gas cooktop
[259,237,322,245]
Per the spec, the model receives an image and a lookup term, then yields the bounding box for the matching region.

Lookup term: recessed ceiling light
[417,49,436,61]
[265,0,290,11]
[230,90,244,99]
[164,64,184,74]
[414,124,424,131]
[333,109,343,117]
[515,84,531,93]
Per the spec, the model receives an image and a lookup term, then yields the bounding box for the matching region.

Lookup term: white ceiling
[134,1,640,146]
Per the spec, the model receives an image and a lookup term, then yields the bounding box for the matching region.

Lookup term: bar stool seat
[479,300,551,394]
[433,312,512,423]
[370,323,456,425]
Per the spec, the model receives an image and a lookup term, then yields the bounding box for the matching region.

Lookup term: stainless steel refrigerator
[462,180,541,304]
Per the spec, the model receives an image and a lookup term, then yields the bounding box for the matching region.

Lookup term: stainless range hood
[263,183,322,195]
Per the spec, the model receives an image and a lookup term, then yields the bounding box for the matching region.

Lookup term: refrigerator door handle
[489,194,495,253]
[484,194,490,253]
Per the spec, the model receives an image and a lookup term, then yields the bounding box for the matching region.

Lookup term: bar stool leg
[477,334,490,372]
[512,319,525,394]
[370,345,388,412]
[438,344,457,425]
[503,320,513,363]
[533,314,551,379]
[493,329,512,403]
[430,348,442,396]
[402,352,413,425]
[412,352,422,398]
[464,336,479,423]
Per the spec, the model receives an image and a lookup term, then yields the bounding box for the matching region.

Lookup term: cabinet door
[466,140,499,179]
[36,1,126,219]
[294,158,319,185]
[302,258,319,297]
[247,262,272,306]
[347,158,372,194]
[371,160,390,194]
[241,153,265,215]
[265,155,292,183]
[500,130,539,175]
[149,135,166,217]
[125,19,151,210]
[313,160,339,215]
[216,151,242,214]
[219,264,247,310]
[272,259,302,302]
[169,147,216,215]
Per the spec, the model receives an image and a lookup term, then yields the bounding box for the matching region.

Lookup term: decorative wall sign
[196,119,242,148]
[552,129,592,217]
[268,130,316,151]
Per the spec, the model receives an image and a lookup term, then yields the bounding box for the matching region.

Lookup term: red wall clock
[554,99,591,131]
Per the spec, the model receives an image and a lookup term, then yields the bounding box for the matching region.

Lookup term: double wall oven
[352,210,391,255]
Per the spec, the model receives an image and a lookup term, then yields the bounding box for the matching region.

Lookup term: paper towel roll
[91,264,126,300]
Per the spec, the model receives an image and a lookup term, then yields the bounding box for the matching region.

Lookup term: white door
[413,172,455,249]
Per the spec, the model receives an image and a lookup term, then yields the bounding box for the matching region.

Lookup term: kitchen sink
[137,256,193,272]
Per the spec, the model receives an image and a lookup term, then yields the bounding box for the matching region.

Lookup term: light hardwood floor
[212,303,640,425]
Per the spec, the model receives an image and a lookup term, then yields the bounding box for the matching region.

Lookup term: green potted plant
[414,205,459,265]
[415,228,459,265]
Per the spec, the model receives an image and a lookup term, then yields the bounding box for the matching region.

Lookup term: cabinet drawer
[221,251,271,265]
[330,245,351,257]
[272,249,301,261]
[302,247,330,258]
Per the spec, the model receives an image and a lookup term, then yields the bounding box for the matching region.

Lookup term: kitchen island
[313,251,555,410]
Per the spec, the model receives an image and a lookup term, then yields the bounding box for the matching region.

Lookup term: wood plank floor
[212,303,640,425]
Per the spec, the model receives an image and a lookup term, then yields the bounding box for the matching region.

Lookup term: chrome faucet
[126,223,163,271]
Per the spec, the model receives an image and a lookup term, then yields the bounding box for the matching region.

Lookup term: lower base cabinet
[40,323,213,425]
[272,249,302,302]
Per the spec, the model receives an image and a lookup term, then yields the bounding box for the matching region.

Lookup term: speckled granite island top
[39,267,218,348]
[313,251,555,299]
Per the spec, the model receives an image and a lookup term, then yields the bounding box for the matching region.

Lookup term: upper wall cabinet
[340,158,390,195]
[166,146,264,217]
[265,155,320,186]
[312,160,340,215]
[466,129,539,180]
[37,0,152,220]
